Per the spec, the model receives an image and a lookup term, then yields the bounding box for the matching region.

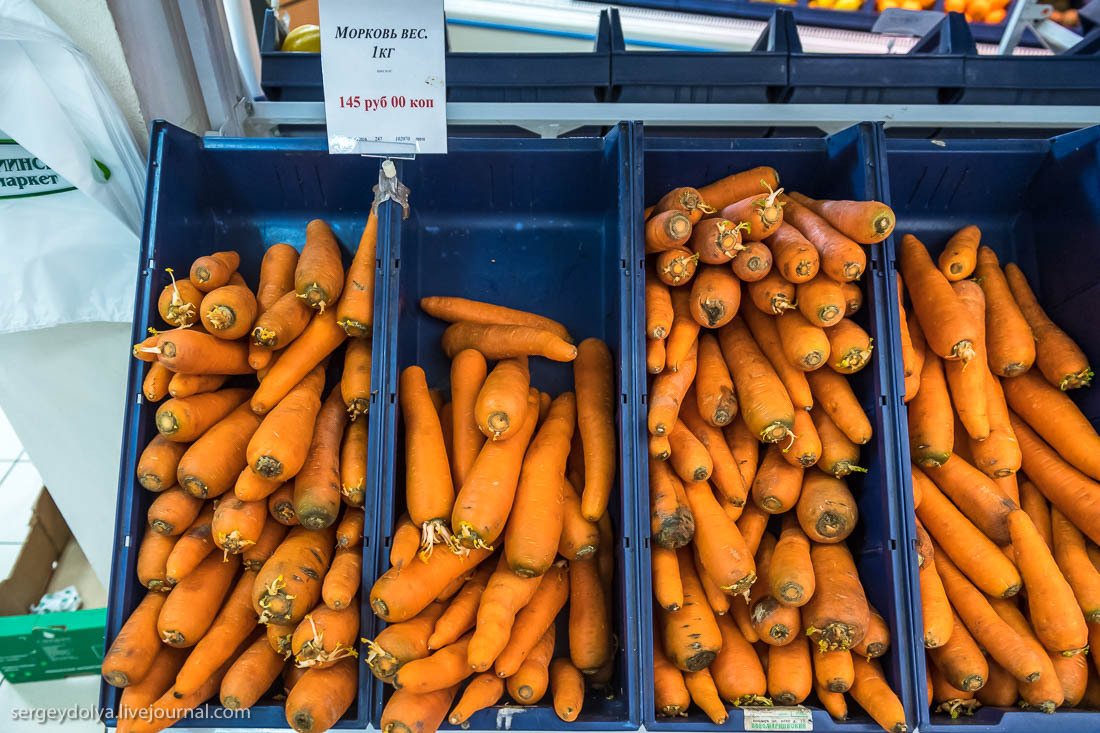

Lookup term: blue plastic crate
[961,25,1100,105]
[259,9,612,103]
[636,123,922,731]
[101,122,389,729]
[608,8,788,103]
[370,127,641,729]
[884,125,1100,730]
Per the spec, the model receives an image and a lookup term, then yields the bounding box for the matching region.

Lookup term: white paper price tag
[318,0,447,155]
[743,707,814,731]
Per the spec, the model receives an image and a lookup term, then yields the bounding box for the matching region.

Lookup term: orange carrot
[698,167,780,211]
[1005,263,1092,389]
[102,592,167,687]
[293,219,344,311]
[850,657,907,733]
[796,471,857,543]
[189,251,239,292]
[730,241,774,282]
[569,554,611,673]
[1050,506,1100,623]
[803,542,870,652]
[323,545,361,611]
[752,444,804,514]
[155,388,251,443]
[338,338,372,420]
[721,187,785,241]
[370,542,490,624]
[776,309,831,371]
[646,210,693,253]
[665,288,701,375]
[769,515,815,607]
[252,290,313,348]
[158,268,203,327]
[813,649,855,693]
[290,388,345,529]
[690,218,749,265]
[401,365,456,551]
[143,361,172,403]
[748,533,800,644]
[549,658,585,722]
[668,419,713,483]
[1020,478,1053,549]
[158,552,240,647]
[117,645,188,732]
[904,309,927,404]
[575,339,617,520]
[813,406,865,477]
[661,548,723,671]
[147,487,203,536]
[684,667,728,724]
[177,402,263,499]
[679,396,748,507]
[251,309,347,414]
[725,416,761,490]
[494,562,570,676]
[338,417,367,507]
[284,657,357,732]
[163,503,216,583]
[976,658,1018,708]
[740,305,813,410]
[937,225,980,281]
[655,247,700,287]
[718,317,796,443]
[899,234,979,364]
[330,209,379,336]
[136,529,175,592]
[174,571,260,696]
[646,269,675,340]
[988,598,1065,711]
[421,297,572,342]
[765,222,820,284]
[267,482,299,525]
[219,635,284,711]
[465,556,544,672]
[364,602,444,682]
[292,603,359,669]
[806,367,871,444]
[710,612,768,704]
[137,435,190,492]
[167,373,227,399]
[1051,648,1088,707]
[253,525,336,626]
[442,322,577,362]
[780,195,865,282]
[908,352,953,466]
[447,350,487,487]
[694,333,737,426]
[788,192,895,245]
[1005,369,1100,482]
[452,672,505,722]
[920,556,954,649]
[683,479,756,597]
[654,631,692,715]
[768,636,813,704]
[796,273,846,328]
[747,268,798,315]
[976,247,1035,377]
[695,541,731,616]
[562,476,602,558]
[242,520,287,572]
[852,607,891,660]
[427,562,493,650]
[212,497,267,554]
[653,186,715,223]
[827,318,874,374]
[649,340,697,437]
[690,264,741,328]
[653,544,684,611]
[923,454,1015,545]
[380,685,457,733]
[929,611,988,691]
[200,284,257,340]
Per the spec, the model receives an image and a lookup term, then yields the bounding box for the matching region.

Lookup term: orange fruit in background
[985,7,1006,21]
[967,0,991,20]
[944,0,967,11]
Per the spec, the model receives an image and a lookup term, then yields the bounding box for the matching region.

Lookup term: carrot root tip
[254,456,283,479]
[952,340,977,365]
[735,694,774,707]
[205,305,236,330]
[937,699,980,719]
[1061,368,1094,390]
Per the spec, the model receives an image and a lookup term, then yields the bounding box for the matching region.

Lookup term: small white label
[744,707,814,731]
[318,0,447,156]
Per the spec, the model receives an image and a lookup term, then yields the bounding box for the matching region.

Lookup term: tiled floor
[0,405,43,579]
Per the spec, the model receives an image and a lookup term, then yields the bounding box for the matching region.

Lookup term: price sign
[318,0,447,155]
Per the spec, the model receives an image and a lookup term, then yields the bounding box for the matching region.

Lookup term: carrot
[806,368,871,444]
[252,242,298,311]
[923,454,1016,545]
[768,515,815,607]
[254,525,337,625]
[292,603,359,670]
[334,507,363,549]
[147,487,203,536]
[1020,478,1053,549]
[466,556,544,672]
[765,222,820,284]
[741,305,813,410]
[212,497,267,554]
[975,658,1018,707]
[662,548,723,671]
[803,542,870,652]
[251,308,347,414]
[174,570,259,696]
[291,220,343,311]
[268,482,298,525]
[116,645,188,732]
[167,373,227,399]
[752,444,804,514]
[142,361,172,403]
[646,269,675,340]
[263,621,294,659]
[653,186,715,222]
[731,241,774,282]
[102,592,167,687]
[818,682,849,720]
[688,264,741,328]
[1050,507,1100,623]
[453,391,539,550]
[380,685,457,733]
[827,318,874,374]
[1050,648,1088,707]
[850,657,907,733]
[796,274,846,328]
[974,247,1035,377]
[649,340,697,437]
[929,612,988,692]
[189,251,239,292]
[245,367,325,487]
[1006,370,1100,482]
[933,547,1044,682]
[546,658,584,722]
[157,552,239,647]
[472,355,529,445]
[919,557,954,649]
[441,355,485,487]
[447,676,507,727]
[788,193,895,245]
[899,276,918,377]
[562,476,602,558]
[573,340,617,521]
[683,479,756,597]
[290,388,345,529]
[679,396,748,507]
[653,544,684,611]
[364,602,445,682]
[908,353,953,466]
[736,500,770,557]
[285,656,357,732]
[128,641,245,733]
[813,648,855,694]
[904,311,927,403]
[899,234,979,364]
[1004,263,1091,389]
[917,473,1020,597]
[242,520,287,572]
[768,636,813,704]
[680,667,726,723]
[988,598,1065,711]
[748,268,798,314]
[654,631,692,715]
[813,406,865,477]
[852,607,891,660]
[776,309,831,371]
[695,541,731,615]
[322,544,361,610]
[158,268,203,327]
[836,282,861,319]
[655,247,699,287]
[646,210,693,253]
[137,435,190,492]
[748,533,800,644]
[133,332,160,362]
[665,287,701,374]
[779,195,865,282]
[970,372,1021,479]
[426,563,492,651]
[155,388,251,443]
[725,416,761,491]
[1008,508,1089,654]
[721,186,785,241]
[177,402,263,500]
[688,336,737,429]
[1013,415,1100,547]
[509,626,559,705]
[690,218,749,265]
[199,284,256,341]
[568,555,611,673]
[698,167,780,210]
[707,613,766,705]
[163,503,216,583]
[718,317,796,443]
[136,529,175,592]
[218,635,284,711]
[420,296,570,342]
[252,290,313,348]
[504,393,575,575]
[334,421,367,508]
[493,562,570,676]
[796,471,857,543]
[442,322,577,362]
[937,225,980,281]
[648,338,666,374]
[335,340,372,422]
[668,419,713,483]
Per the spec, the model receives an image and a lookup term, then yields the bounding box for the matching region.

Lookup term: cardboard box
[0,488,106,683]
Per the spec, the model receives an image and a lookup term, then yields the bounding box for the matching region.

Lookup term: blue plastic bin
[608,8,788,103]
[885,125,1100,731]
[100,122,389,728]
[636,123,922,731]
[259,9,612,103]
[371,126,641,729]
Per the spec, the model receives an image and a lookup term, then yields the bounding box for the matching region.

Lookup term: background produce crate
[635,122,924,731]
[371,126,641,729]
[101,122,388,728]
[884,124,1100,731]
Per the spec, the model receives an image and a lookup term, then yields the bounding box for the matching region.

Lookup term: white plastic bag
[0,0,145,333]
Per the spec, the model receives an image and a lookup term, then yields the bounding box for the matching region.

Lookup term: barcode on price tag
[318,0,447,155]
[743,707,814,731]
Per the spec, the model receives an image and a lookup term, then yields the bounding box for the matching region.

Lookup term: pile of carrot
[899,227,1100,717]
[364,296,617,733]
[645,168,907,732]
[107,208,382,733]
